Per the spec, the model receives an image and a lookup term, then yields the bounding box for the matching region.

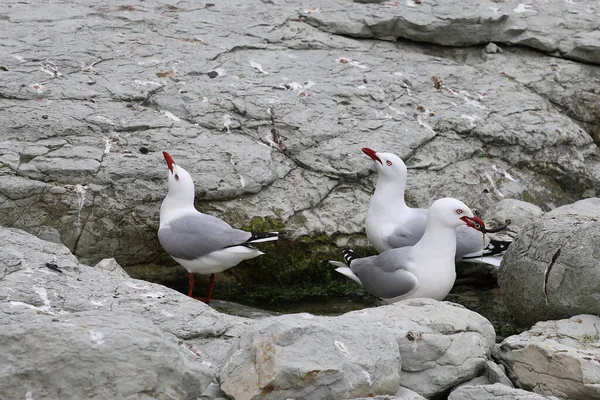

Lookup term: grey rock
[455,376,492,389]
[93,257,130,278]
[393,386,427,400]
[482,198,545,242]
[303,0,600,64]
[497,314,600,400]
[498,198,600,325]
[0,0,598,272]
[486,360,514,387]
[0,226,251,374]
[351,387,426,400]
[0,311,215,400]
[449,383,558,400]
[484,43,502,54]
[220,312,401,400]
[221,299,496,399]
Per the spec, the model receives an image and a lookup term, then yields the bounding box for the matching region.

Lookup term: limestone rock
[498,198,600,325]
[221,299,496,399]
[497,314,600,400]
[449,383,558,400]
[0,311,215,400]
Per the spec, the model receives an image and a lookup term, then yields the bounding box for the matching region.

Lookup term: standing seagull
[331,198,486,303]
[362,148,509,266]
[158,152,281,303]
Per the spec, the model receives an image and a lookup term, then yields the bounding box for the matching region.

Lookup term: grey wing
[350,248,419,299]
[456,225,489,259]
[158,214,251,260]
[386,211,427,249]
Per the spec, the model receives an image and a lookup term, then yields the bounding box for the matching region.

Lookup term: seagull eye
[455,209,463,214]
[174,174,179,181]
[386,160,392,166]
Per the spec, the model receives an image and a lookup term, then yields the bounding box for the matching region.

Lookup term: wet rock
[449,383,558,400]
[497,314,600,400]
[498,198,600,325]
[0,312,215,400]
[221,299,496,399]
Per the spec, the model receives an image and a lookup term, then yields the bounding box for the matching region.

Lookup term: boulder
[481,199,544,242]
[0,311,214,400]
[220,313,402,400]
[498,198,600,325]
[497,314,600,400]
[221,299,496,399]
[449,383,558,400]
[0,0,598,271]
[0,225,252,375]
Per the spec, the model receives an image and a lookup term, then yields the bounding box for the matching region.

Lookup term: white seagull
[330,198,486,303]
[158,152,281,303]
[362,148,509,267]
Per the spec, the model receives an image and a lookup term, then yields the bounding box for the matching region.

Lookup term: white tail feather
[331,264,363,285]
[248,236,279,244]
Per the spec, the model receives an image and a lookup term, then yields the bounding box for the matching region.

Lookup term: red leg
[187,273,195,297]
[199,274,216,304]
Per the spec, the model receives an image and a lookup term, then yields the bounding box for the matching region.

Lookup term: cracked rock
[220,298,496,399]
[497,314,600,400]
[498,198,600,326]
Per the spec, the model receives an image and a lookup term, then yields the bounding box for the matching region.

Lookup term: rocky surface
[305,0,600,64]
[1,225,507,399]
[449,383,558,400]
[499,198,600,326]
[0,312,215,400]
[497,314,600,400]
[1,0,599,271]
[0,225,249,380]
[221,299,496,399]
[481,198,545,242]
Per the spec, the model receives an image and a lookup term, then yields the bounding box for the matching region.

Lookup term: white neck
[413,222,457,259]
[371,175,408,210]
[160,193,196,227]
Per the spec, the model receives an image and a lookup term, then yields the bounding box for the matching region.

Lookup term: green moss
[520,191,535,204]
[241,215,285,232]
[212,232,378,306]
[583,333,599,344]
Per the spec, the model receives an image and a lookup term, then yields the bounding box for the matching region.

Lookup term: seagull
[330,198,486,303]
[158,152,281,303]
[362,148,510,267]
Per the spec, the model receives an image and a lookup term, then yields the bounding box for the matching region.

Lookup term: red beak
[163,151,175,173]
[460,216,486,232]
[361,147,382,164]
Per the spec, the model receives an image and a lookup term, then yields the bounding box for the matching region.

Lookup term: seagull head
[162,151,195,198]
[361,148,408,181]
[429,197,486,231]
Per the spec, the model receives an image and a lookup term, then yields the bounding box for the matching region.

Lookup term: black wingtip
[483,239,511,256]
[247,231,281,244]
[342,248,359,266]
